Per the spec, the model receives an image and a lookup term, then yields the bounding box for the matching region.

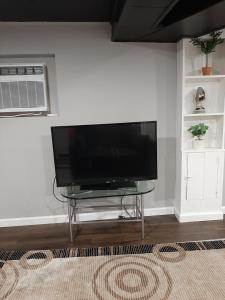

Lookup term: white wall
[0,23,177,220]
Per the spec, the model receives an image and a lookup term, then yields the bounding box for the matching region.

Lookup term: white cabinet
[182,151,223,218]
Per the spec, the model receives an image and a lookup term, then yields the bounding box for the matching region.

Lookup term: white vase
[192,139,205,149]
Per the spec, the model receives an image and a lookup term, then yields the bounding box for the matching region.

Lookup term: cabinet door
[186,153,205,203]
[204,152,220,210]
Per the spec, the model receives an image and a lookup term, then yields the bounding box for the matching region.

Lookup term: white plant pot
[192,139,205,149]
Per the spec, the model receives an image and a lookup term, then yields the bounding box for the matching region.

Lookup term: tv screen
[51,121,157,187]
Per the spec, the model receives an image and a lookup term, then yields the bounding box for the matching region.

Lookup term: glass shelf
[61,180,155,200]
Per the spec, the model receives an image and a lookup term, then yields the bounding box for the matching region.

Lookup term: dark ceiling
[0,0,115,22]
[1,0,225,42]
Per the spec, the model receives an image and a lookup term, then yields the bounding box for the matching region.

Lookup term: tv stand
[80,181,136,190]
[61,180,155,242]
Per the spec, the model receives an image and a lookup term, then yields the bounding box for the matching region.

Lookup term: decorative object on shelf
[190,31,225,76]
[188,123,209,149]
[194,87,206,113]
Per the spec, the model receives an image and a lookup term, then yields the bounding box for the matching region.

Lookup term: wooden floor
[0,215,225,251]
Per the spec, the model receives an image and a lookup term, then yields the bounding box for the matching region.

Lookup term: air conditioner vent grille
[0,66,44,76]
[0,81,45,110]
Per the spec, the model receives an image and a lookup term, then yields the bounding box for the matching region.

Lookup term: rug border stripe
[0,239,225,262]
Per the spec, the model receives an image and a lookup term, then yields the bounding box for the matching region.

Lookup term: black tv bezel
[51,121,157,187]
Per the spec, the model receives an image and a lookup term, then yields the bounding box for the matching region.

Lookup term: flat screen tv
[51,121,157,187]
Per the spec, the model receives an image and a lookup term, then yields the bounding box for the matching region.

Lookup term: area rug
[1,240,225,300]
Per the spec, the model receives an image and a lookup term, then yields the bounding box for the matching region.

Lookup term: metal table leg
[141,195,144,239]
[73,200,77,223]
[68,199,73,242]
[135,195,139,220]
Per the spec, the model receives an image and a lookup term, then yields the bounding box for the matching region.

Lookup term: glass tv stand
[61,180,155,242]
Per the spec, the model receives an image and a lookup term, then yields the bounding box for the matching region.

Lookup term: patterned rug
[1,239,225,300]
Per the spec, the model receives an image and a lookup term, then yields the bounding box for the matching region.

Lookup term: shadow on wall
[41,134,68,215]
[42,135,55,195]
[154,137,176,206]
[149,42,177,208]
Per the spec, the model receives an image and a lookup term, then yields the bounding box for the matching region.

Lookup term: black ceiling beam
[160,0,223,27]
[111,0,178,41]
[111,0,225,42]
[141,0,225,42]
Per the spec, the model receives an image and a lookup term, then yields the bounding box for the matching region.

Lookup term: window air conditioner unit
[0,64,48,113]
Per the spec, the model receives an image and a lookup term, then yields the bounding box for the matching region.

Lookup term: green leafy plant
[191,31,224,67]
[188,123,209,140]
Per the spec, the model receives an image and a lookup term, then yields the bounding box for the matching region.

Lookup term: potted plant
[188,123,209,149]
[191,31,224,75]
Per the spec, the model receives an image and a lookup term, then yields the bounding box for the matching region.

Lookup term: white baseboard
[145,206,174,216]
[0,206,223,228]
[175,210,224,223]
[0,206,174,228]
[0,215,68,228]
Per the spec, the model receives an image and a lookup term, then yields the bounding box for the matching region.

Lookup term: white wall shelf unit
[176,38,225,222]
